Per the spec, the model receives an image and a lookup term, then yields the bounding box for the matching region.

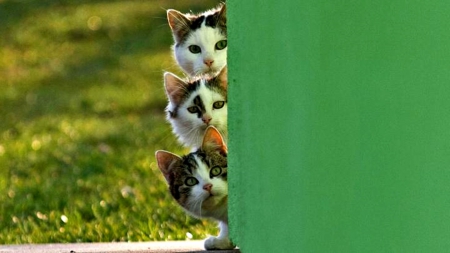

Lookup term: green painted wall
[228,1,450,252]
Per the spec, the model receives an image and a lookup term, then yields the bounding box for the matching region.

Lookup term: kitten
[167,4,227,76]
[155,126,235,250]
[163,66,227,149]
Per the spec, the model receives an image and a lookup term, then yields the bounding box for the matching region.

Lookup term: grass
[0,0,222,244]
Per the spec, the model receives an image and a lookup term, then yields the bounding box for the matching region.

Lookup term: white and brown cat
[167,4,227,77]
[155,126,235,250]
[163,66,227,150]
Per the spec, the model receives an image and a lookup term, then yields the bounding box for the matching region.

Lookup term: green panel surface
[228,1,450,252]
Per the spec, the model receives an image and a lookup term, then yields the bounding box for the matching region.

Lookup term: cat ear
[216,66,227,91]
[167,9,191,43]
[217,4,227,27]
[155,150,182,184]
[164,72,187,105]
[202,126,227,155]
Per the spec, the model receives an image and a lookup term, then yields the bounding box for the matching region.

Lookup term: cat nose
[203,183,213,192]
[204,59,214,67]
[202,116,212,125]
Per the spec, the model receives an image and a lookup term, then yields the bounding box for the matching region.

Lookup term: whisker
[186,193,205,217]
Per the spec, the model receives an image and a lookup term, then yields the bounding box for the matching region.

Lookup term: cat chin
[178,65,224,77]
[202,195,227,210]
[185,195,227,221]
[193,65,225,77]
[184,208,227,222]
[203,198,228,221]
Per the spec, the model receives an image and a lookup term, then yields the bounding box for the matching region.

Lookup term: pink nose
[202,116,212,125]
[204,59,214,67]
[203,183,213,192]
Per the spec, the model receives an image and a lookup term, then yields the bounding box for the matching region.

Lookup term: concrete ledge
[0,241,241,253]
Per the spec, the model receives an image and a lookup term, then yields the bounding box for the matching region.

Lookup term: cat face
[167,4,227,76]
[164,67,227,149]
[156,126,228,221]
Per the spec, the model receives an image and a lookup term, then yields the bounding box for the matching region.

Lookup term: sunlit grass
[0,0,222,243]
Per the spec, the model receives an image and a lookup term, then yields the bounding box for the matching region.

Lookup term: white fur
[174,23,227,76]
[167,79,227,149]
[204,222,235,250]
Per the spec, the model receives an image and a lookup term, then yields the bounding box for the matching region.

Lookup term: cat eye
[210,166,222,178]
[188,45,201,54]
[213,101,225,109]
[185,177,199,186]
[215,40,227,50]
[187,106,199,113]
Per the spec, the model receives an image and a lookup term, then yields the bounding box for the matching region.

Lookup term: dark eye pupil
[189,45,201,54]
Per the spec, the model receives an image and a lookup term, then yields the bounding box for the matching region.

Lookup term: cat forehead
[175,10,226,45]
[168,153,200,177]
[180,79,226,104]
[191,155,210,178]
[184,26,225,47]
[177,152,217,175]
[191,82,225,100]
[196,149,227,168]
[189,10,224,31]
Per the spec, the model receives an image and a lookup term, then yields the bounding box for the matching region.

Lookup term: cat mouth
[201,67,218,75]
[205,192,215,198]
[205,194,227,202]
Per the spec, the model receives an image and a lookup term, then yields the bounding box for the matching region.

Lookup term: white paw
[204,236,236,250]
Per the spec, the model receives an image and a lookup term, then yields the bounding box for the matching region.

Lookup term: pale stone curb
[0,241,241,253]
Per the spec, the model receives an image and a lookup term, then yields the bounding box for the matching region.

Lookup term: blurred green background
[0,0,221,243]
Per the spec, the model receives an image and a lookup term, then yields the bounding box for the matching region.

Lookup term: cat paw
[204,236,236,250]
